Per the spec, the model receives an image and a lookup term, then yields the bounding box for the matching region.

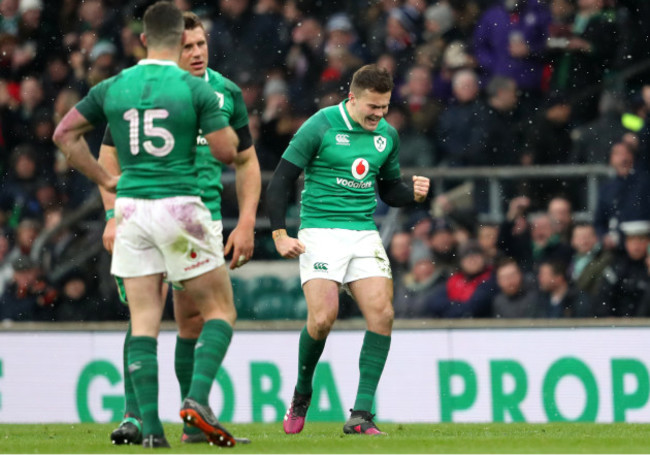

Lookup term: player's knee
[368,301,394,331]
[177,313,204,339]
[310,312,336,338]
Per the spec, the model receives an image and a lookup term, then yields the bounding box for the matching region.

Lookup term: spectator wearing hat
[536,259,589,318]
[425,240,497,318]
[394,245,448,318]
[415,2,458,77]
[258,76,294,172]
[16,0,51,73]
[594,141,650,249]
[594,220,650,317]
[55,269,108,321]
[492,257,539,318]
[383,6,422,71]
[87,40,118,86]
[324,13,369,64]
[0,253,57,321]
[428,217,458,277]
[423,2,459,46]
[0,145,43,226]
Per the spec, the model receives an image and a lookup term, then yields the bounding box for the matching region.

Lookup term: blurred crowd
[1,0,650,321]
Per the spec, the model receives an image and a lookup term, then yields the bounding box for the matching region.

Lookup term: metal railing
[401,164,612,219]
[33,164,611,280]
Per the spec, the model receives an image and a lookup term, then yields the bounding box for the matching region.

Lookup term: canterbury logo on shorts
[313,262,328,271]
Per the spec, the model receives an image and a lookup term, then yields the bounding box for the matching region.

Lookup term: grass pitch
[1,422,650,453]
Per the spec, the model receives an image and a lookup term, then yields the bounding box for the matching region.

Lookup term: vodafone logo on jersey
[351,158,370,180]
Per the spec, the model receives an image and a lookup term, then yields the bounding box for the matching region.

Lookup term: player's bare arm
[224,145,261,269]
[52,108,119,192]
[205,126,238,165]
[98,143,121,254]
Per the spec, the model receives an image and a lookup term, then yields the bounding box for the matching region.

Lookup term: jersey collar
[137,59,178,67]
[204,70,209,82]
[338,100,354,131]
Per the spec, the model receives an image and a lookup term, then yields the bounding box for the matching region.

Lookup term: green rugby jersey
[283,100,401,231]
[196,68,249,220]
[76,59,228,199]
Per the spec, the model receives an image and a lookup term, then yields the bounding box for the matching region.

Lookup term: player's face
[348,89,391,131]
[180,26,208,77]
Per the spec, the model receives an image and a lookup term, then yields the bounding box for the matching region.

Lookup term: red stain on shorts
[167,202,205,240]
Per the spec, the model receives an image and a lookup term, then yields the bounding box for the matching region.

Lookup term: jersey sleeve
[75,80,110,126]
[282,112,329,169]
[102,126,114,146]
[190,77,229,135]
[224,79,249,130]
[378,126,402,181]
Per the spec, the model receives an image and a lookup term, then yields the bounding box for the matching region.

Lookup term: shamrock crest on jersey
[374,135,386,152]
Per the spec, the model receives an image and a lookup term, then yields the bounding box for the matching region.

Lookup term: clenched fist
[413,175,430,203]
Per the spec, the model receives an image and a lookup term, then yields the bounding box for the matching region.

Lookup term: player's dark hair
[143,1,184,49]
[350,64,394,95]
[183,11,205,31]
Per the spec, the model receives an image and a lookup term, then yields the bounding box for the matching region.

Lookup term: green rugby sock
[175,336,201,434]
[353,331,391,413]
[295,326,326,396]
[175,336,197,400]
[122,322,140,419]
[128,336,164,436]
[187,319,233,405]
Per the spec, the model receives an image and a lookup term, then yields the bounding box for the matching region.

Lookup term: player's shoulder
[222,76,242,96]
[377,118,399,141]
[299,107,331,132]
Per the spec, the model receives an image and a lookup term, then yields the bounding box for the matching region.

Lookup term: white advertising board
[0,328,648,423]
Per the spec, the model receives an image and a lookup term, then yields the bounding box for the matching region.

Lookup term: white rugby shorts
[111,196,224,282]
[297,228,392,285]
